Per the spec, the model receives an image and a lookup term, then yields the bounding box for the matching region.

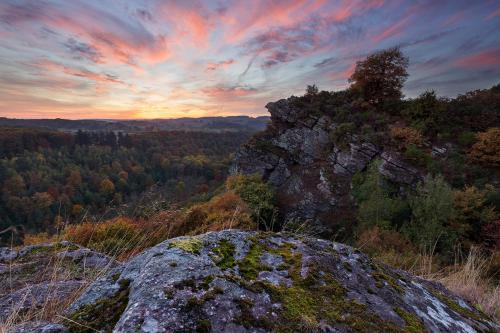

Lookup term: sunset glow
[0,0,499,119]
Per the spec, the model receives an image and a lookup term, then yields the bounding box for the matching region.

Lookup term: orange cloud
[454,48,500,69]
[224,0,325,43]
[156,1,214,48]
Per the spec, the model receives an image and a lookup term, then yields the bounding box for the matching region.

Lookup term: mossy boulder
[0,241,118,325]
[62,230,497,332]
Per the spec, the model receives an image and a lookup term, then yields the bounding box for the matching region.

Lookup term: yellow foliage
[389,126,423,150]
[468,127,500,166]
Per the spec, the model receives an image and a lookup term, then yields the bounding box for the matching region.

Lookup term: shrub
[353,160,410,232]
[389,126,423,150]
[357,227,418,270]
[402,175,455,251]
[468,127,500,166]
[452,186,497,248]
[403,144,431,168]
[458,131,475,147]
[178,191,256,235]
[226,174,278,230]
[402,90,446,135]
[64,217,140,257]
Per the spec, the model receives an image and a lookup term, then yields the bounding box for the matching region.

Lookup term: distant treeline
[0,128,252,231]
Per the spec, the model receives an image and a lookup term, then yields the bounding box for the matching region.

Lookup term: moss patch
[195,319,211,333]
[432,289,491,324]
[234,238,409,332]
[394,307,426,333]
[169,238,203,255]
[66,279,130,333]
[371,265,404,294]
[237,238,271,280]
[211,239,236,269]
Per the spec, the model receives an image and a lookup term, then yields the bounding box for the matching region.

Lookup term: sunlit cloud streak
[0,0,498,119]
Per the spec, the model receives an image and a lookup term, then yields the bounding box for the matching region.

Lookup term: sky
[0,0,499,119]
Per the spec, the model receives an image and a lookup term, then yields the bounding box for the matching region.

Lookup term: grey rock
[7,321,68,333]
[379,151,421,185]
[0,280,84,321]
[232,98,423,231]
[61,230,497,332]
[56,247,117,269]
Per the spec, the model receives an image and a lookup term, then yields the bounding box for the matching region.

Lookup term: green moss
[67,279,130,333]
[343,262,353,272]
[174,278,197,291]
[371,265,404,294]
[212,239,236,269]
[237,238,271,280]
[200,275,214,290]
[195,319,211,333]
[169,238,203,255]
[432,289,491,323]
[185,297,204,310]
[234,239,410,333]
[394,307,426,333]
[164,287,175,299]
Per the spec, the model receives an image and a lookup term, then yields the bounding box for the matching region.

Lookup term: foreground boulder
[0,241,117,325]
[62,230,497,332]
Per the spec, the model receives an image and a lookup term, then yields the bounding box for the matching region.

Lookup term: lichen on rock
[59,230,498,332]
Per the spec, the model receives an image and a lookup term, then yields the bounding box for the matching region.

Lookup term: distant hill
[0,116,270,133]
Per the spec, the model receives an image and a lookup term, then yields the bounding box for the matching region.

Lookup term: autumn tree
[468,127,500,166]
[349,47,409,106]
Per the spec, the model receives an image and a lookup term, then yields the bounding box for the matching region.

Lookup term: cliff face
[5,230,497,332]
[231,97,422,233]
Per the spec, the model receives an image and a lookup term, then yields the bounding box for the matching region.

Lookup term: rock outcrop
[42,230,498,332]
[231,97,422,232]
[0,241,116,325]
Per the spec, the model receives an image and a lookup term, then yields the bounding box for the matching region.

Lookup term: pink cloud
[156,1,214,48]
[442,10,465,27]
[202,85,258,99]
[223,0,325,43]
[327,0,384,23]
[454,48,500,69]
[372,16,411,43]
[0,2,170,67]
[330,63,356,81]
[485,7,500,20]
[205,59,235,71]
[34,59,123,84]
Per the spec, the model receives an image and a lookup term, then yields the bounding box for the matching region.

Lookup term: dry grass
[434,248,500,322]
[400,246,500,322]
[0,192,257,331]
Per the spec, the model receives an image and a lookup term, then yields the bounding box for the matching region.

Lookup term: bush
[353,160,410,232]
[357,227,418,270]
[403,175,455,251]
[64,217,140,257]
[452,186,497,248]
[468,127,500,166]
[390,126,423,150]
[403,144,431,168]
[226,174,278,230]
[402,90,446,136]
[178,191,256,235]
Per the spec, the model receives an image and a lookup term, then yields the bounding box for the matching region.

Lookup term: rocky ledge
[231,97,425,232]
[11,230,496,333]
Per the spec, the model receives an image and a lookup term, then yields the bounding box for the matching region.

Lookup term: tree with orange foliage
[468,127,500,166]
